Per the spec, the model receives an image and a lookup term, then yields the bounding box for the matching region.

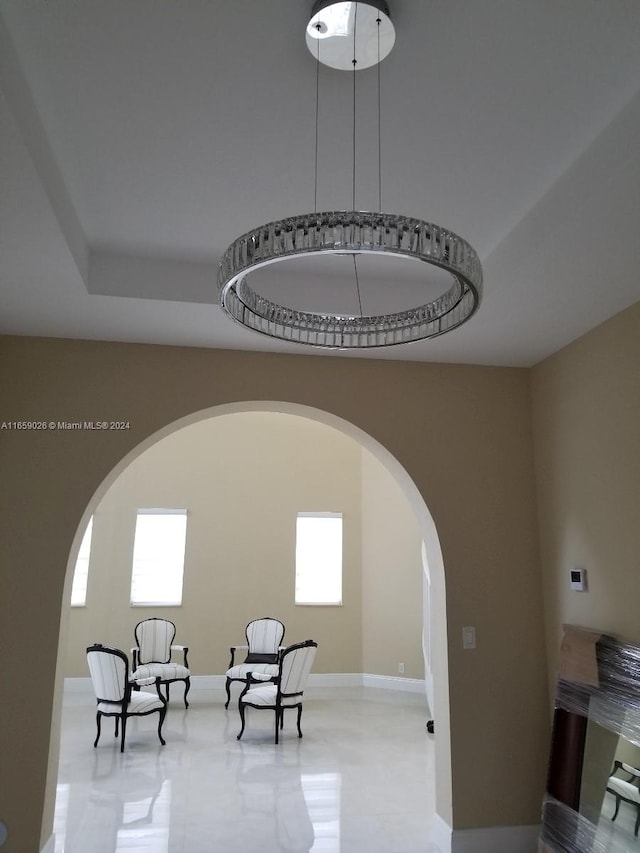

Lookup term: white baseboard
[433,815,541,853]
[432,814,454,851]
[65,673,425,692]
[40,833,55,853]
[361,673,426,693]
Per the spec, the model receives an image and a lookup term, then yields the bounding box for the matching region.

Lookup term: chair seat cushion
[226,663,279,680]
[241,685,300,707]
[608,777,640,803]
[132,663,190,681]
[98,691,164,715]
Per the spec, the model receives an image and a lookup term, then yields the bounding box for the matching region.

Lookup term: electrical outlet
[398,662,405,674]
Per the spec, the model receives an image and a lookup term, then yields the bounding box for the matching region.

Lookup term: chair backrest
[279,640,317,697]
[87,644,128,702]
[135,618,176,664]
[246,617,285,657]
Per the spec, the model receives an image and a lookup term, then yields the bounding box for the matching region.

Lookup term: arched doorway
[50,401,452,847]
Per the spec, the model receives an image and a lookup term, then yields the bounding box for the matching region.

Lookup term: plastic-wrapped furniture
[131,617,191,707]
[87,643,167,752]
[225,617,285,708]
[237,639,317,744]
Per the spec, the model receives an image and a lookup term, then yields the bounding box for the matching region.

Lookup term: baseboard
[40,832,55,853]
[361,673,426,693]
[432,817,541,853]
[432,813,454,851]
[65,673,425,692]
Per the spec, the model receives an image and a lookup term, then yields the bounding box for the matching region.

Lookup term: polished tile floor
[54,684,441,852]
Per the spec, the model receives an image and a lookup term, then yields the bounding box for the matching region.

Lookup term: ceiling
[1,0,640,367]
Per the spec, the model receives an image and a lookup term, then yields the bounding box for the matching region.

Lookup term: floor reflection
[55,684,437,852]
[56,750,170,852]
[236,746,323,851]
[301,773,341,852]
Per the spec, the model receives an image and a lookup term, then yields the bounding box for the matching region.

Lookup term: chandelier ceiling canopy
[217,1,483,349]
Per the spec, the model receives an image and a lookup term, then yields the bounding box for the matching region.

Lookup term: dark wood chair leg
[183,677,190,708]
[224,677,232,709]
[612,797,621,821]
[158,706,167,746]
[237,702,247,740]
[296,705,303,738]
[120,715,127,753]
[94,713,102,747]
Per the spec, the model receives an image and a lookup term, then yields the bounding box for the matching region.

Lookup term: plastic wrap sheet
[540,794,600,853]
[540,626,640,852]
[556,627,640,747]
[540,792,640,853]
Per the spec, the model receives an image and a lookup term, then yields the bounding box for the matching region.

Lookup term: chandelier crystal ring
[217,211,483,349]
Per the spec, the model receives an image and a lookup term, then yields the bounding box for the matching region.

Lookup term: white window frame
[295,512,343,606]
[130,509,187,607]
[70,516,93,607]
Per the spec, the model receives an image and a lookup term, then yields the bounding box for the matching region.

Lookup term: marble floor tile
[54,685,443,852]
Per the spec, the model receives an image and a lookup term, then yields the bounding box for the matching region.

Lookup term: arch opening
[49,400,453,845]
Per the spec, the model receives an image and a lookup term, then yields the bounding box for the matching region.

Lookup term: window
[295,512,342,605]
[70,516,93,606]
[130,509,187,606]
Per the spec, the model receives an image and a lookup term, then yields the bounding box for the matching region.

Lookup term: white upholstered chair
[131,618,191,707]
[237,639,317,744]
[607,760,640,835]
[86,643,167,752]
[225,617,285,708]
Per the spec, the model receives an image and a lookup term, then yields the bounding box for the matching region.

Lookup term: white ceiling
[1,0,640,367]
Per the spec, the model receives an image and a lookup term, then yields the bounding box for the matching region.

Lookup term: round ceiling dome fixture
[305,0,395,70]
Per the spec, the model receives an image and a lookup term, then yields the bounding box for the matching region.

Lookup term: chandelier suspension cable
[352,251,364,317]
[351,3,364,317]
[351,3,358,211]
[314,23,321,213]
[377,15,382,212]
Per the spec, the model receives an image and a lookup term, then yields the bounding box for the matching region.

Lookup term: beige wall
[531,301,640,694]
[361,448,424,679]
[0,335,549,850]
[64,411,422,679]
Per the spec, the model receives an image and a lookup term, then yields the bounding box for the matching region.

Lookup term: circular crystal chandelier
[217,1,483,349]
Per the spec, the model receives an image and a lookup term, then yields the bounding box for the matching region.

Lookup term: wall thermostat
[570,568,587,591]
